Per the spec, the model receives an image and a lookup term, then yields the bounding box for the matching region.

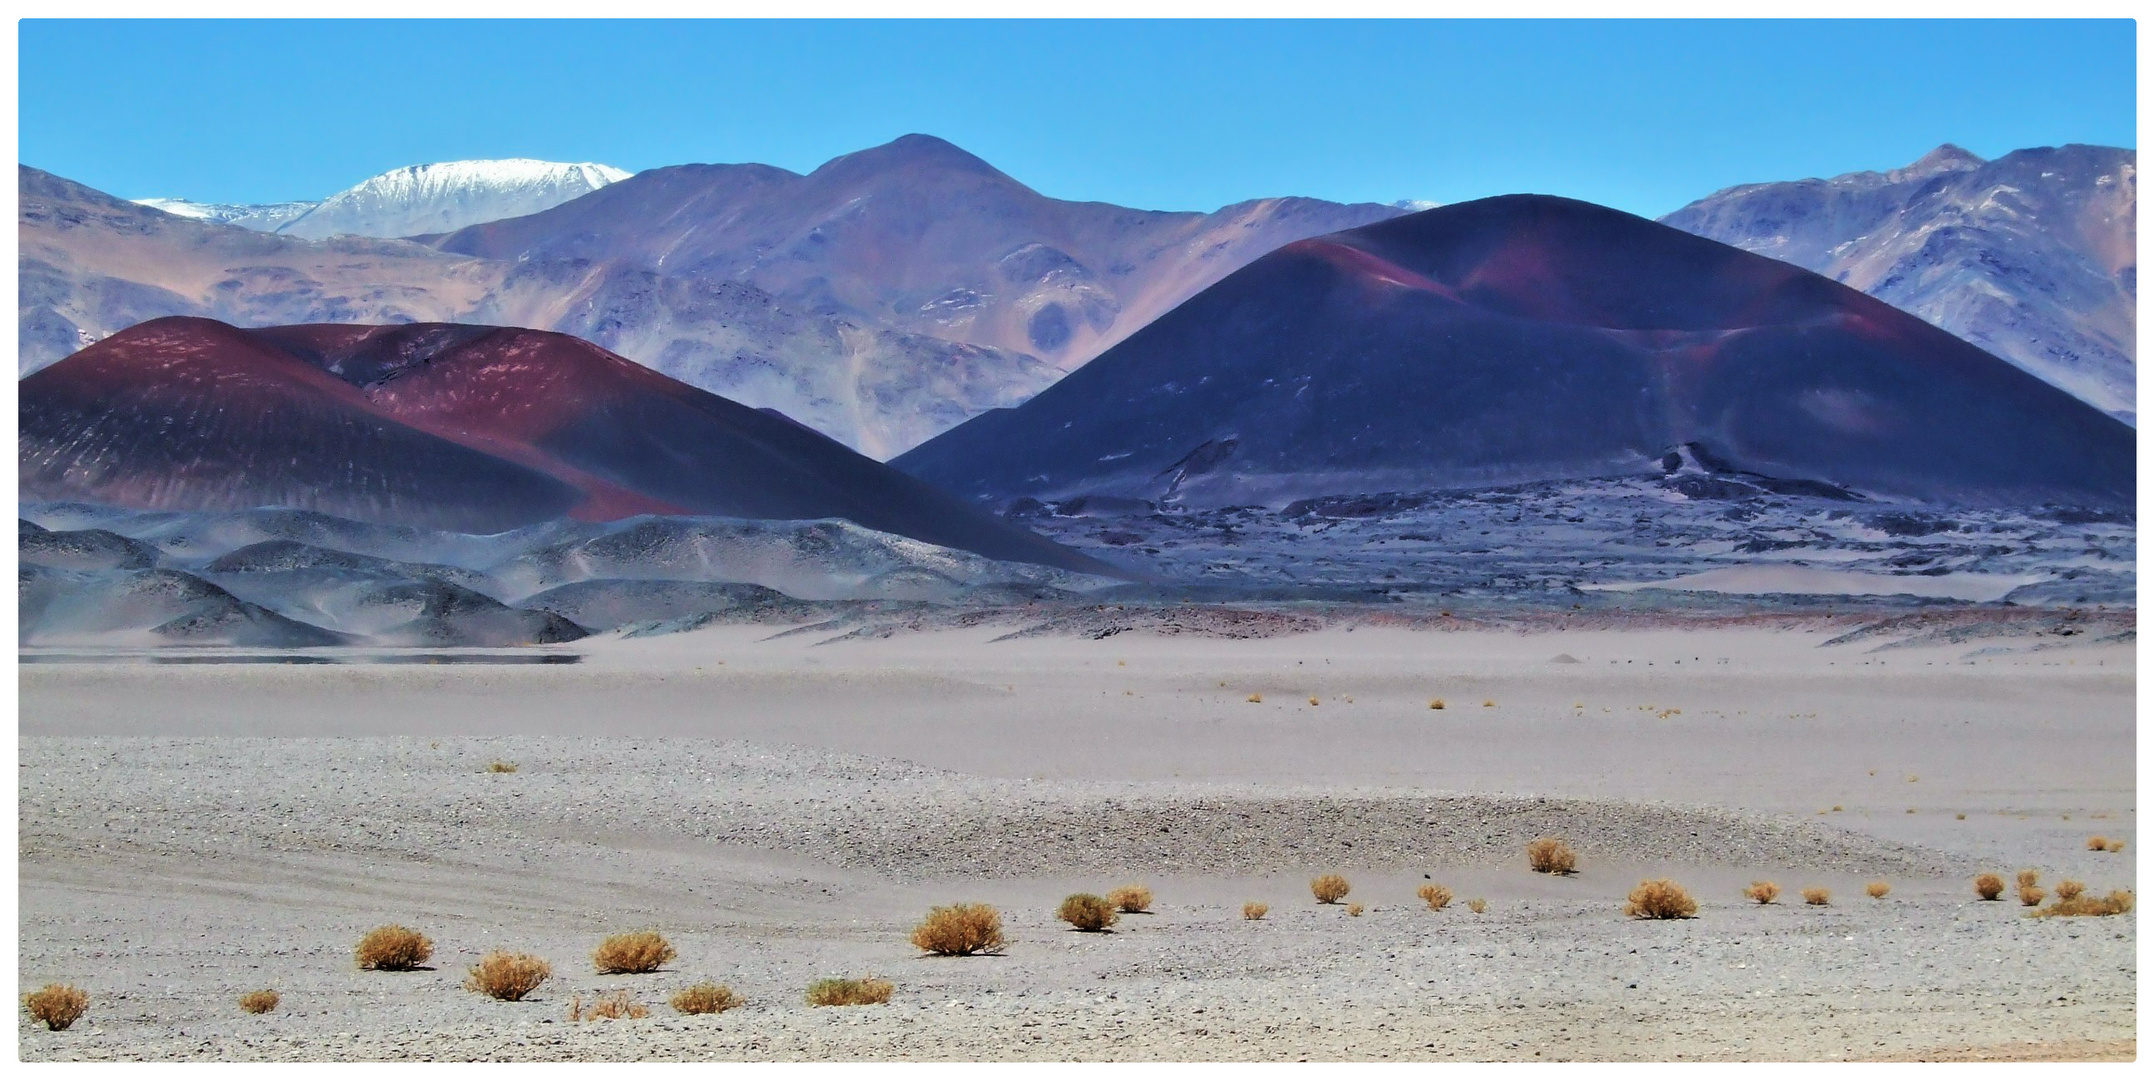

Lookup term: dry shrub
[1802,887,1831,906]
[1866,881,1891,900]
[1973,873,2006,901]
[577,990,649,1020]
[593,931,677,974]
[238,990,279,1015]
[807,977,893,1006]
[1625,879,1698,920]
[2034,890,2134,918]
[1310,874,1351,904]
[2087,836,2108,851]
[1346,904,1365,917]
[911,903,1006,955]
[487,761,518,773]
[1308,696,1321,706]
[670,982,744,1016]
[1106,885,1154,914]
[1744,881,1780,905]
[1526,838,1578,875]
[1482,699,1497,708]
[1467,899,1487,914]
[2104,839,2127,853]
[1417,883,1453,911]
[354,924,434,971]
[1242,902,1269,921]
[23,984,88,1031]
[2016,869,2041,889]
[465,951,552,1001]
[1246,693,1263,703]
[2019,885,2046,907]
[1058,894,1118,931]
[2054,879,2086,901]
[1429,699,1445,710]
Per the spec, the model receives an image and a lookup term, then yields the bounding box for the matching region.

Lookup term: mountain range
[896,196,2134,510]
[1662,144,2136,423]
[136,158,631,240]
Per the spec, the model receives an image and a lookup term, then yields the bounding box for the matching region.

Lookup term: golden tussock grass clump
[1802,887,1831,906]
[1482,699,1497,708]
[238,990,279,1015]
[570,990,649,1021]
[23,984,88,1031]
[1417,883,1453,911]
[1106,885,1153,914]
[1526,837,1578,875]
[1625,879,1698,920]
[1467,899,1487,914]
[2016,869,2041,889]
[2033,890,2134,918]
[1246,693,1263,703]
[670,982,744,1016]
[910,903,1006,955]
[1973,873,2006,901]
[1744,881,1780,905]
[2087,836,2109,851]
[354,924,434,971]
[1866,881,1891,900]
[1346,904,1364,917]
[1242,902,1269,921]
[2054,879,2086,901]
[465,951,552,1001]
[487,761,518,773]
[593,931,677,974]
[1429,699,1445,710]
[1310,874,1351,904]
[1057,894,1118,932]
[806,977,893,1006]
[2019,885,2046,907]
[1308,696,1321,706]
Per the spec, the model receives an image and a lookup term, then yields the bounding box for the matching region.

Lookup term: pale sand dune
[17,624,2136,1060]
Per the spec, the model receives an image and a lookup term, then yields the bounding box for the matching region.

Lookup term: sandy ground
[16,623,2138,1061]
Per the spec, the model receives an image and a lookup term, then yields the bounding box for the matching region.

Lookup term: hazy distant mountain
[897,196,2133,510]
[435,134,1410,372]
[23,166,1056,456]
[1662,144,2136,423]
[132,158,632,241]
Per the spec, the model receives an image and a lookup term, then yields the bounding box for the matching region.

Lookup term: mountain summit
[132,158,632,240]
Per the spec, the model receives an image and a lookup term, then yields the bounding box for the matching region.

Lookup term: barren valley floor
[16,623,2137,1061]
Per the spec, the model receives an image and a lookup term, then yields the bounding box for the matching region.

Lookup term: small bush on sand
[23,984,88,1031]
[2054,879,2086,901]
[1802,887,1831,906]
[1106,885,1154,914]
[1527,838,1578,875]
[911,904,1006,955]
[1974,874,2006,901]
[807,977,893,1006]
[1311,874,1351,904]
[670,982,744,1016]
[2034,890,2134,918]
[1429,699,1445,710]
[573,990,649,1020]
[1467,899,1487,914]
[2087,836,2109,851]
[1242,902,1269,921]
[1482,699,1497,708]
[1058,894,1118,932]
[465,951,552,1001]
[2103,839,2127,853]
[593,931,676,974]
[354,925,434,971]
[1347,904,1364,917]
[1744,881,1780,905]
[2016,869,2041,889]
[1308,696,1321,706]
[1246,693,1263,703]
[238,990,279,1015]
[1417,883,1453,911]
[1625,879,1698,920]
[1866,881,1891,900]
[487,761,517,773]
[2019,885,2046,907]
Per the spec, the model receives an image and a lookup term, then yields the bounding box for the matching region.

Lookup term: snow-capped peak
[277,158,632,239]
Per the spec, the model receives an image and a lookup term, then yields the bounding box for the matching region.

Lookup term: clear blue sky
[17,19,2137,217]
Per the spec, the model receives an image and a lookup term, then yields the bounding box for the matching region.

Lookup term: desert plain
[14,612,2137,1061]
